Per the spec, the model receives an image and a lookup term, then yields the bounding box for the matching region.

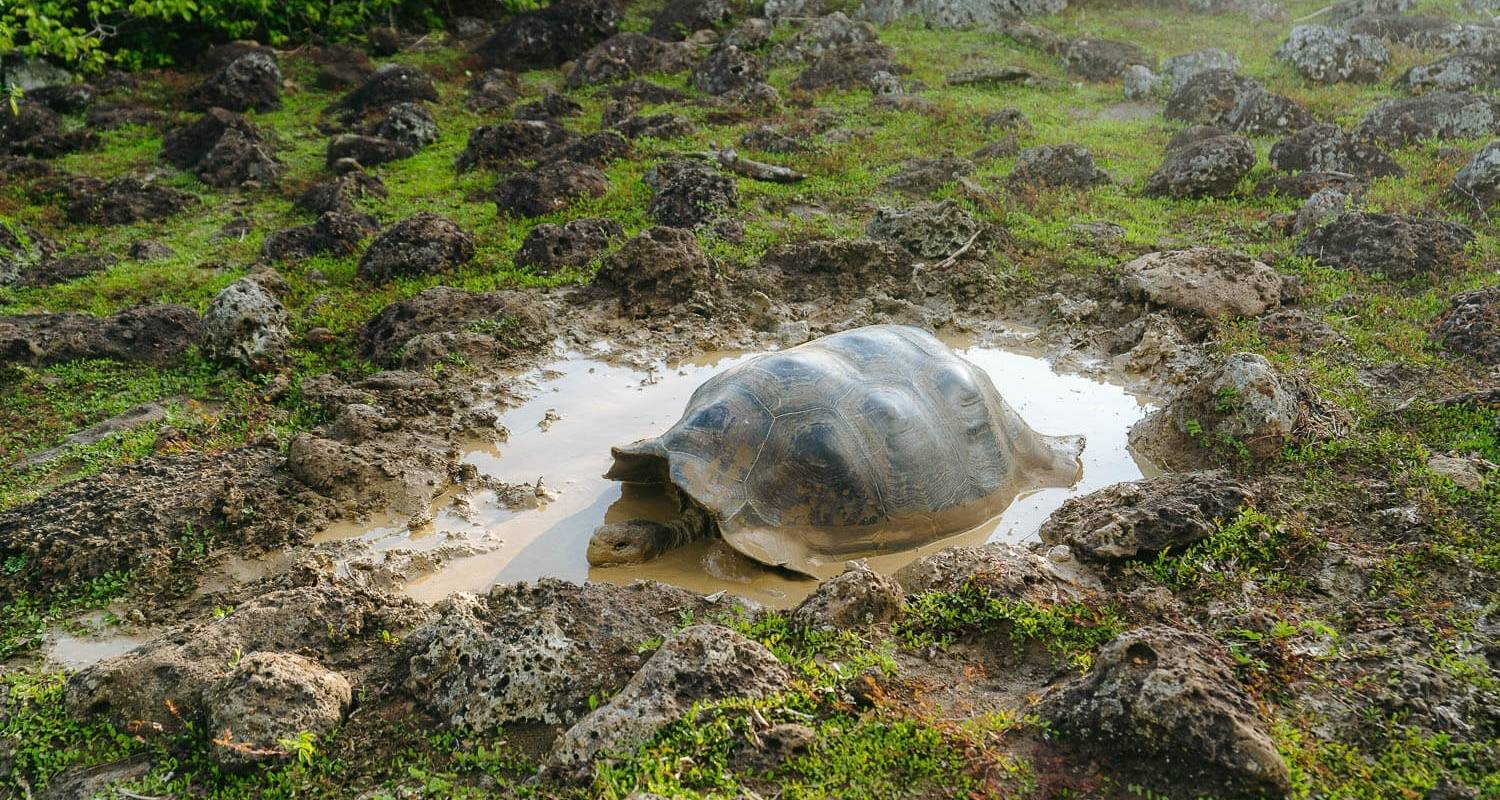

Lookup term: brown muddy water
[318,340,1157,608]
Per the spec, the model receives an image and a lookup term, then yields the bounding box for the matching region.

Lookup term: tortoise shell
[605,325,1083,575]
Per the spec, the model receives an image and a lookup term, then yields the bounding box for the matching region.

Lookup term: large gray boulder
[200,277,290,372]
[857,0,1067,27]
[1039,472,1253,561]
[1268,123,1402,179]
[1009,144,1109,189]
[1120,248,1282,318]
[548,625,790,770]
[357,213,475,283]
[1162,48,1240,92]
[1038,626,1293,799]
[206,652,352,768]
[1131,353,1306,462]
[1353,92,1500,146]
[864,200,989,260]
[1275,25,1388,84]
[1142,134,1255,198]
[404,580,735,730]
[1450,141,1500,209]
[1165,70,1312,136]
[894,542,1103,601]
[1294,212,1474,280]
[1397,54,1500,95]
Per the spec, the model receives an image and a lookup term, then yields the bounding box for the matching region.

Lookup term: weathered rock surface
[858,0,1066,26]
[1353,92,1500,146]
[1039,472,1253,560]
[357,214,475,283]
[515,218,623,272]
[296,170,386,215]
[1165,70,1312,136]
[1294,212,1474,280]
[1132,353,1307,462]
[1009,144,1108,189]
[161,108,280,188]
[789,563,904,629]
[1398,54,1500,94]
[261,211,378,261]
[884,155,974,195]
[187,52,281,112]
[549,625,789,770]
[865,200,989,260]
[895,541,1103,601]
[648,161,738,228]
[1038,626,1293,798]
[368,101,438,149]
[200,277,290,372]
[770,12,878,65]
[66,584,418,729]
[1432,286,1500,366]
[790,42,905,91]
[1162,48,1240,92]
[494,159,609,218]
[1450,140,1500,209]
[326,133,413,168]
[650,0,731,40]
[693,45,765,96]
[404,580,734,730]
[1121,248,1282,320]
[566,33,697,88]
[331,63,438,116]
[1062,38,1155,82]
[207,652,352,767]
[357,285,542,366]
[594,226,716,316]
[1275,25,1388,84]
[1268,123,1402,179]
[0,304,199,368]
[455,120,571,172]
[474,0,622,70]
[1143,134,1255,198]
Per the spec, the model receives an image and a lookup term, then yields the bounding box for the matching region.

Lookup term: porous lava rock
[594,226,716,317]
[1009,144,1108,189]
[1165,70,1312,136]
[161,108,280,188]
[649,0,732,40]
[789,563,904,629]
[1142,134,1255,198]
[865,200,991,260]
[494,159,609,218]
[1275,25,1388,84]
[858,0,1069,27]
[1432,286,1500,365]
[0,304,199,368]
[296,171,387,215]
[357,214,475,283]
[566,33,697,88]
[403,579,732,729]
[187,52,281,112]
[1038,626,1293,799]
[199,277,290,372]
[474,0,623,71]
[515,218,623,272]
[1132,352,1307,462]
[455,120,571,172]
[1039,472,1253,560]
[330,64,439,116]
[790,42,905,91]
[206,652,351,768]
[1449,140,1500,209]
[1062,37,1155,82]
[1268,123,1402,179]
[548,625,788,772]
[261,211,378,261]
[1352,92,1500,146]
[648,161,738,228]
[1121,248,1282,317]
[357,286,542,366]
[693,45,765,96]
[1294,212,1474,280]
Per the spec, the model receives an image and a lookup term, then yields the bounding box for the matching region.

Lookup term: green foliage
[0,0,538,72]
[1140,507,1296,593]
[1275,720,1500,800]
[0,570,131,661]
[719,609,896,687]
[897,582,1124,670]
[1,671,142,793]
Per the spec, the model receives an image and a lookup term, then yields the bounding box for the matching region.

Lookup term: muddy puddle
[318,338,1157,608]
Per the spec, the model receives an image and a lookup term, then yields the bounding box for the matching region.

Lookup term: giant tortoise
[587,325,1084,575]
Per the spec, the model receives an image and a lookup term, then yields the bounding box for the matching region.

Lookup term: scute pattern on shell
[605,325,1081,574]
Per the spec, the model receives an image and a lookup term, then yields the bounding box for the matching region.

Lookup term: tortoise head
[587,519,676,566]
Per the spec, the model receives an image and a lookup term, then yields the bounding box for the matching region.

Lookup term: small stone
[206,652,351,768]
[200,278,291,372]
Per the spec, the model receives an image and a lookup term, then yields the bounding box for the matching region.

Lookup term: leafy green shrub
[0,0,538,73]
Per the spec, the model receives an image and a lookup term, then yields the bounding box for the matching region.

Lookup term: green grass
[897,581,1125,670]
[1139,506,1302,594]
